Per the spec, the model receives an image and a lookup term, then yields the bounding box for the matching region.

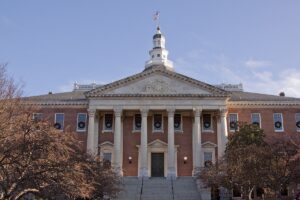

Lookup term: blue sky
[1,0,300,97]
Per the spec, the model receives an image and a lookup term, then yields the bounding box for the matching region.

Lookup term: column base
[192,167,201,177]
[167,167,176,180]
[113,165,123,176]
[138,167,149,178]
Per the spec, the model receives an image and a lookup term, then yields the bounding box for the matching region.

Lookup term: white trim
[273,113,284,132]
[251,113,261,128]
[229,113,238,132]
[76,113,87,132]
[99,141,114,163]
[54,113,64,130]
[152,113,164,133]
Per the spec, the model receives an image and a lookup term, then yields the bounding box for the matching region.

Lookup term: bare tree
[0,64,121,200]
[200,123,300,200]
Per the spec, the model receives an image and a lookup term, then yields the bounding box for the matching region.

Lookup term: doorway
[151,153,164,177]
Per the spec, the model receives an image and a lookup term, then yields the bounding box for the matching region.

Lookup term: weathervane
[153,11,160,27]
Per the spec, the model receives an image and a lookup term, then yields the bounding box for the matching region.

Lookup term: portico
[86,103,228,178]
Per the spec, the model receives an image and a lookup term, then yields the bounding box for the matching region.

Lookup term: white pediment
[202,141,217,148]
[103,74,211,95]
[148,139,168,147]
[86,67,229,98]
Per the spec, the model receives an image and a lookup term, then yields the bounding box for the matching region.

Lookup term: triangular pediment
[86,66,229,98]
[148,139,168,147]
[202,141,217,148]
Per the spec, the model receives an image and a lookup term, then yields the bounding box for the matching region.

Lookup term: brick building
[25,27,300,180]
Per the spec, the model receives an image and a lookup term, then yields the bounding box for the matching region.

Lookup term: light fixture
[184,156,188,164]
[128,156,132,164]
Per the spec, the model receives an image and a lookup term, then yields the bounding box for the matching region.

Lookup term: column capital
[193,107,202,117]
[220,108,228,117]
[140,107,149,117]
[113,107,123,117]
[88,109,96,117]
[167,107,175,116]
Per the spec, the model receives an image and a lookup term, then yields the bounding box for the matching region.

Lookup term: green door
[151,153,164,177]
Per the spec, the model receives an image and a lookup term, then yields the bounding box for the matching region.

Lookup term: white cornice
[228,101,300,108]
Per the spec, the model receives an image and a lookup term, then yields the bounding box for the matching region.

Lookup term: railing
[139,177,143,200]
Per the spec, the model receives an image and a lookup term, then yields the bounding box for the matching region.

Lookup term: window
[295,113,300,132]
[273,113,284,132]
[33,113,43,122]
[251,113,261,128]
[203,114,213,131]
[104,114,113,131]
[153,114,163,131]
[134,114,141,131]
[204,152,213,167]
[157,54,161,57]
[54,113,64,130]
[229,113,238,131]
[174,114,182,131]
[103,152,112,167]
[77,113,87,132]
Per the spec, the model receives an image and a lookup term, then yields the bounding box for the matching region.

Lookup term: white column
[87,109,96,155]
[113,107,122,174]
[217,113,222,158]
[193,108,202,176]
[167,108,176,179]
[220,109,228,156]
[139,108,149,177]
[93,112,99,155]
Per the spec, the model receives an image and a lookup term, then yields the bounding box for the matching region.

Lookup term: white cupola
[145,26,174,71]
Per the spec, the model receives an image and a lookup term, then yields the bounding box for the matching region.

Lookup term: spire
[145,26,174,71]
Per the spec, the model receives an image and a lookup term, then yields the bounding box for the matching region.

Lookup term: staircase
[118,177,201,200]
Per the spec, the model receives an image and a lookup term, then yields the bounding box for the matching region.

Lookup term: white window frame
[201,148,216,167]
[202,113,214,133]
[132,113,141,132]
[32,113,43,121]
[174,113,183,133]
[229,113,238,132]
[152,113,163,133]
[102,113,114,133]
[76,113,87,132]
[273,113,284,132]
[251,113,261,128]
[295,113,300,132]
[54,113,64,131]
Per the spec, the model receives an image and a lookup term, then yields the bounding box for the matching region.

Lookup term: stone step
[118,177,201,200]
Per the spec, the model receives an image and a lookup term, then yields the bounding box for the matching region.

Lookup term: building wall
[36,106,300,176]
[227,107,300,139]
[36,107,88,149]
